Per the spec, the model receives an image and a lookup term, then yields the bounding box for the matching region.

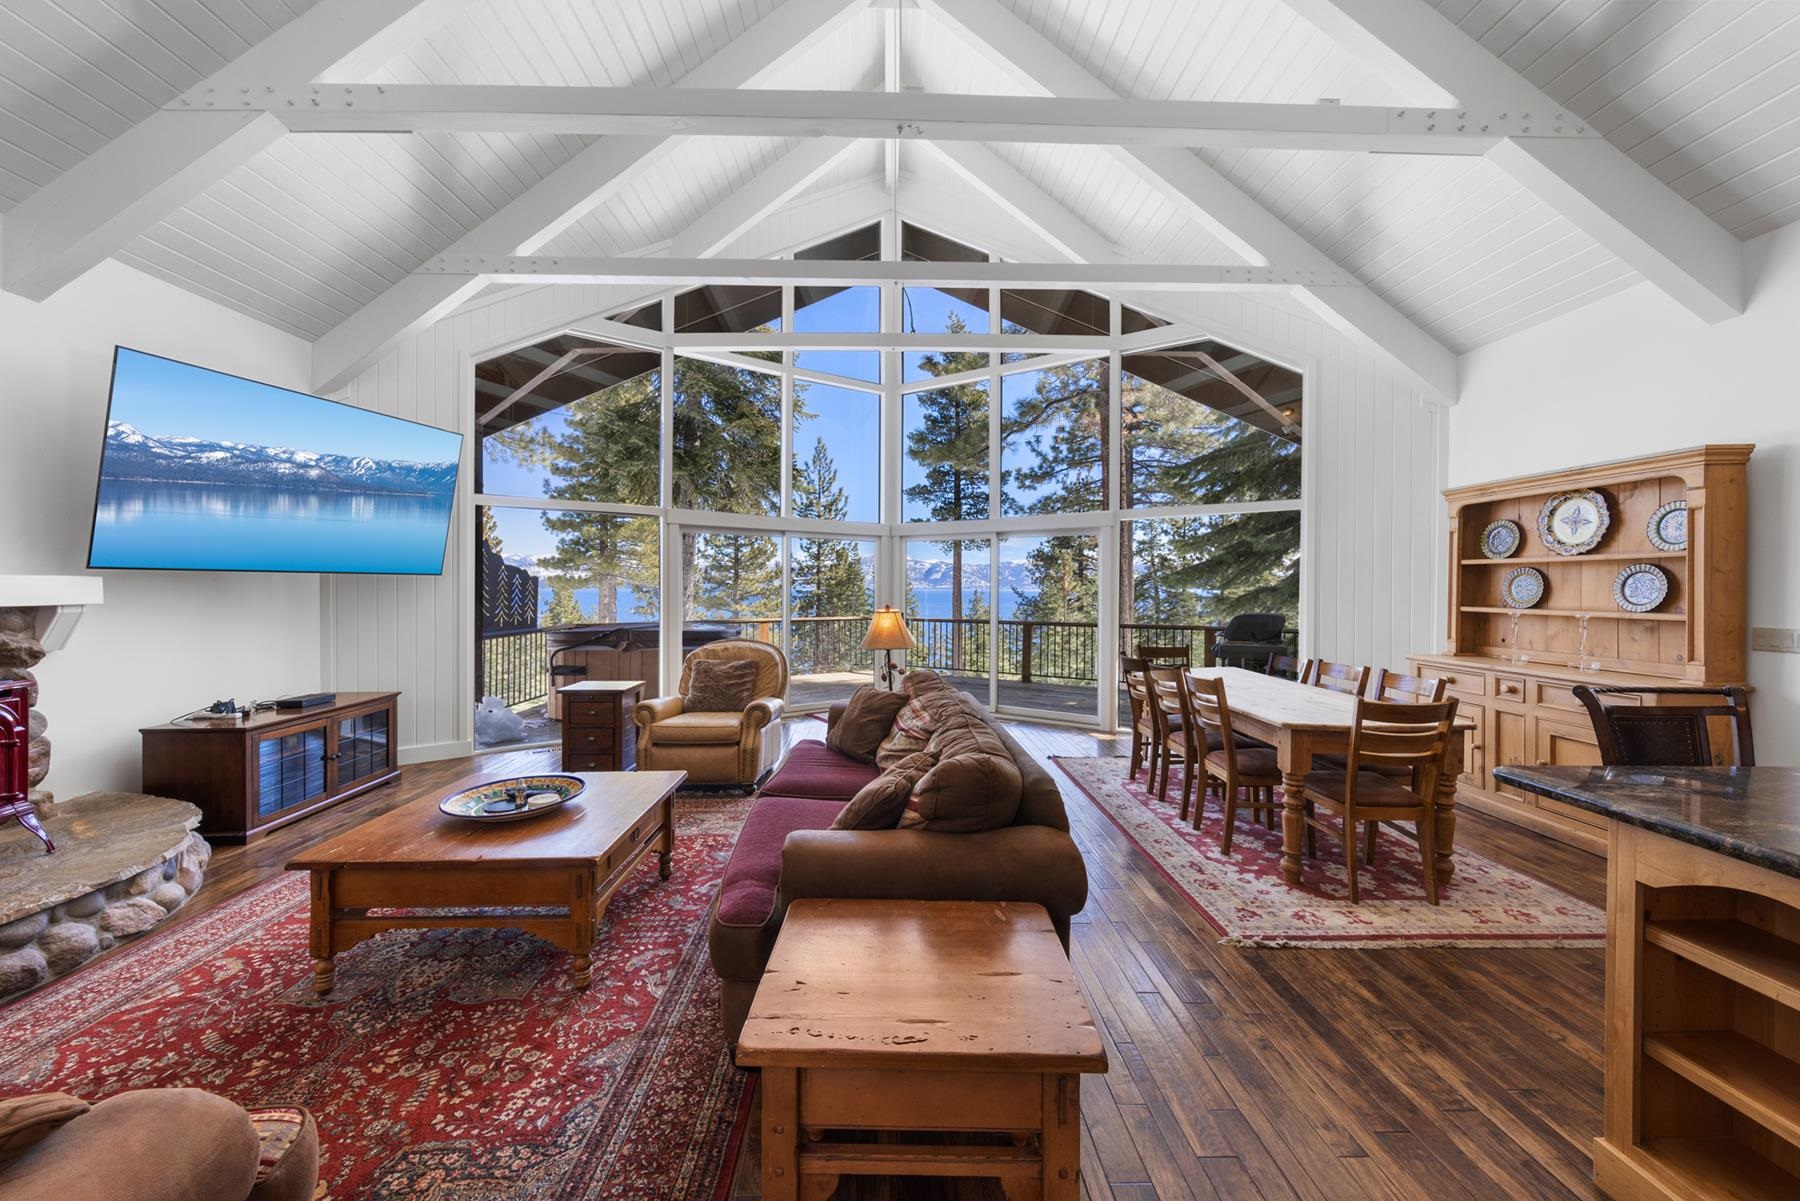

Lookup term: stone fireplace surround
[0,577,212,1000]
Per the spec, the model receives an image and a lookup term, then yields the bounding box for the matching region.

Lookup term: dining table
[1183,666,1472,888]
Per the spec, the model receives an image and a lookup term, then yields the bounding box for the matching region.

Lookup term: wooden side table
[737,900,1107,1200]
[558,680,641,771]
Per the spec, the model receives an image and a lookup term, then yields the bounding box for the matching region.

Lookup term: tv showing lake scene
[89,348,463,574]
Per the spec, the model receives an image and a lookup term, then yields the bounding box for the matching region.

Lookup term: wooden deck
[108,718,1608,1201]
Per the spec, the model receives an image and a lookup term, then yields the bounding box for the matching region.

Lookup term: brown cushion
[831,751,938,830]
[874,696,936,769]
[0,1094,88,1166]
[1204,747,1282,780]
[651,711,745,744]
[898,692,1023,832]
[246,1107,319,1201]
[685,657,758,712]
[827,686,908,764]
[0,1088,259,1201]
[1303,769,1428,810]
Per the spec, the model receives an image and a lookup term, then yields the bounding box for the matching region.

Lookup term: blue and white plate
[1480,519,1523,559]
[1647,500,1687,553]
[1538,489,1610,555]
[1502,566,1547,609]
[1612,563,1669,614]
[439,775,586,822]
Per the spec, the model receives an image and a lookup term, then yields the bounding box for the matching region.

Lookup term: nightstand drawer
[565,701,619,728]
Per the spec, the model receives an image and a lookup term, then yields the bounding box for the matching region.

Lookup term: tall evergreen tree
[691,533,782,641]
[903,313,990,665]
[790,438,872,671]
[544,579,588,627]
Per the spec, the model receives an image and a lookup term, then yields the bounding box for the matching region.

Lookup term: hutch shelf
[1412,445,1752,853]
[141,692,401,843]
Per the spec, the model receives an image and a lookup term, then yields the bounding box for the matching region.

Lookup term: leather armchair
[633,639,789,787]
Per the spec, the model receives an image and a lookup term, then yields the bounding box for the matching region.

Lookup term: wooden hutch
[1412,445,1752,854]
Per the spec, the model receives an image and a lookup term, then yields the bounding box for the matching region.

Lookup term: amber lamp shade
[862,607,915,688]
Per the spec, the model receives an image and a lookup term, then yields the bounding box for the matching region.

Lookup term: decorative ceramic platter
[1537,489,1611,555]
[1647,500,1688,553]
[1502,566,1547,609]
[1480,519,1523,559]
[439,775,586,823]
[1612,563,1670,614]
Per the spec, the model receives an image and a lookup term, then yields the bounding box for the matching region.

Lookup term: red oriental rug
[0,791,755,1200]
[1054,755,1604,949]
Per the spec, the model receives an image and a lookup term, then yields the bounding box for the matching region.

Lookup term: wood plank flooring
[65,720,1609,1201]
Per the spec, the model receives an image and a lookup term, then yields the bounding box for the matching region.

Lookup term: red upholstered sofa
[706,701,1088,1048]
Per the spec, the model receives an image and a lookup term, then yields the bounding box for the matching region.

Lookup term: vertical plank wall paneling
[323,284,1448,761]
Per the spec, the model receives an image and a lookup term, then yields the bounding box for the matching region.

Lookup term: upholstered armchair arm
[779,825,1089,924]
[741,696,785,743]
[634,695,685,731]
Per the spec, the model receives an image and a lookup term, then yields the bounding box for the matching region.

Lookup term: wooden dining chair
[1136,644,1191,667]
[1301,698,1459,904]
[1312,660,1371,697]
[1267,654,1314,684]
[1573,685,1755,767]
[1148,668,1197,816]
[1186,674,1282,848]
[1373,669,1448,705]
[1120,656,1159,782]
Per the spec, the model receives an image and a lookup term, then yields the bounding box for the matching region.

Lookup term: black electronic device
[273,692,338,711]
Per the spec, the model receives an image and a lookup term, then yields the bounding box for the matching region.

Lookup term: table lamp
[861,607,916,690]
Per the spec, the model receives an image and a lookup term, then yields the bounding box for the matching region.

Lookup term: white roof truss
[1284,0,1744,324]
[0,0,482,302]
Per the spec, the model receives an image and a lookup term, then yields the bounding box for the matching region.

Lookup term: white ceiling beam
[250,84,1558,154]
[669,138,859,258]
[414,255,1351,289]
[1,0,476,301]
[921,140,1120,264]
[917,0,1459,402]
[311,0,870,394]
[1283,0,1743,324]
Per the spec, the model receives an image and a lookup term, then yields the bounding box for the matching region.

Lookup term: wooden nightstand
[558,680,642,772]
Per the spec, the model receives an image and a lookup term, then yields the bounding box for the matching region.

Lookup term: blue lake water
[91,481,455,574]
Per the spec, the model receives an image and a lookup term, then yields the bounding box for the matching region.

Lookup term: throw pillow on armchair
[684,658,758,712]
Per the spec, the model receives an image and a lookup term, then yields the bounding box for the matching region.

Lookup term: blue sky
[110,347,460,463]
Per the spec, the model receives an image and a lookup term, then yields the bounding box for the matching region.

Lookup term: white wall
[0,258,321,797]
[1451,220,1800,761]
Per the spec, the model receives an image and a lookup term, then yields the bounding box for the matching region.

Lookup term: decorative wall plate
[1480,519,1523,559]
[1502,566,1547,609]
[1612,563,1670,614]
[439,774,585,822]
[1537,489,1611,555]
[1647,500,1688,553]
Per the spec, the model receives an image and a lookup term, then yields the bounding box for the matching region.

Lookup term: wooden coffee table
[288,769,685,994]
[737,899,1107,1201]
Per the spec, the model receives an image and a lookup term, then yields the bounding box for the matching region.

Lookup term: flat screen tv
[88,347,463,575]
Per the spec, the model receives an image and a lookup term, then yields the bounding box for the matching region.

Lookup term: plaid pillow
[873,697,935,769]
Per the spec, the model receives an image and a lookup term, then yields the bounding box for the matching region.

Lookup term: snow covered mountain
[101,423,457,495]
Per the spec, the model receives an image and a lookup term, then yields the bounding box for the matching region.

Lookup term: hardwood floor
[78,720,1609,1201]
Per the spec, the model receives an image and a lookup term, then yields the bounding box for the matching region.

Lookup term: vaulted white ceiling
[4,0,1800,385]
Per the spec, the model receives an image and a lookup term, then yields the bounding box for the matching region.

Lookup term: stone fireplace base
[0,793,210,999]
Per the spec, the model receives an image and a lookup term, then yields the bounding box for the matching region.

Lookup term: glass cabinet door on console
[335,705,393,792]
[254,723,329,822]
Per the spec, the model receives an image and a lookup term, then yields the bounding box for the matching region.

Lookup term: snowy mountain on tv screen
[103,422,457,495]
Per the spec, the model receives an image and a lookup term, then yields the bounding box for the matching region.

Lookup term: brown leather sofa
[706,684,1088,1048]
[0,1089,318,1201]
[633,639,788,787]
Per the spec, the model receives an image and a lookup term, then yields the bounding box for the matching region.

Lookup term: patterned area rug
[1055,755,1605,948]
[0,791,755,1200]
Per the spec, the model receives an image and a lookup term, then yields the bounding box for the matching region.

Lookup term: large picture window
[473,226,1303,743]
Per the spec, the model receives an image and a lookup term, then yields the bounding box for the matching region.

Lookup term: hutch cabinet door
[253,722,330,823]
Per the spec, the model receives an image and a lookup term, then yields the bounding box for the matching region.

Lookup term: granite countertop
[1494,764,1800,879]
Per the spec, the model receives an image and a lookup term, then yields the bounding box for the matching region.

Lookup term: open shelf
[1645,920,1800,1009]
[1634,1137,1800,1201]
[1459,606,1686,622]
[1644,1031,1800,1149]
[1460,550,1687,565]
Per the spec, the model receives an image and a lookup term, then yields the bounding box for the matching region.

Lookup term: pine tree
[1001,358,1108,516]
[691,533,783,642]
[790,438,872,670]
[903,313,991,665]
[544,579,588,627]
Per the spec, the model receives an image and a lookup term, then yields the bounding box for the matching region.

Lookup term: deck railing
[481,618,1298,710]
